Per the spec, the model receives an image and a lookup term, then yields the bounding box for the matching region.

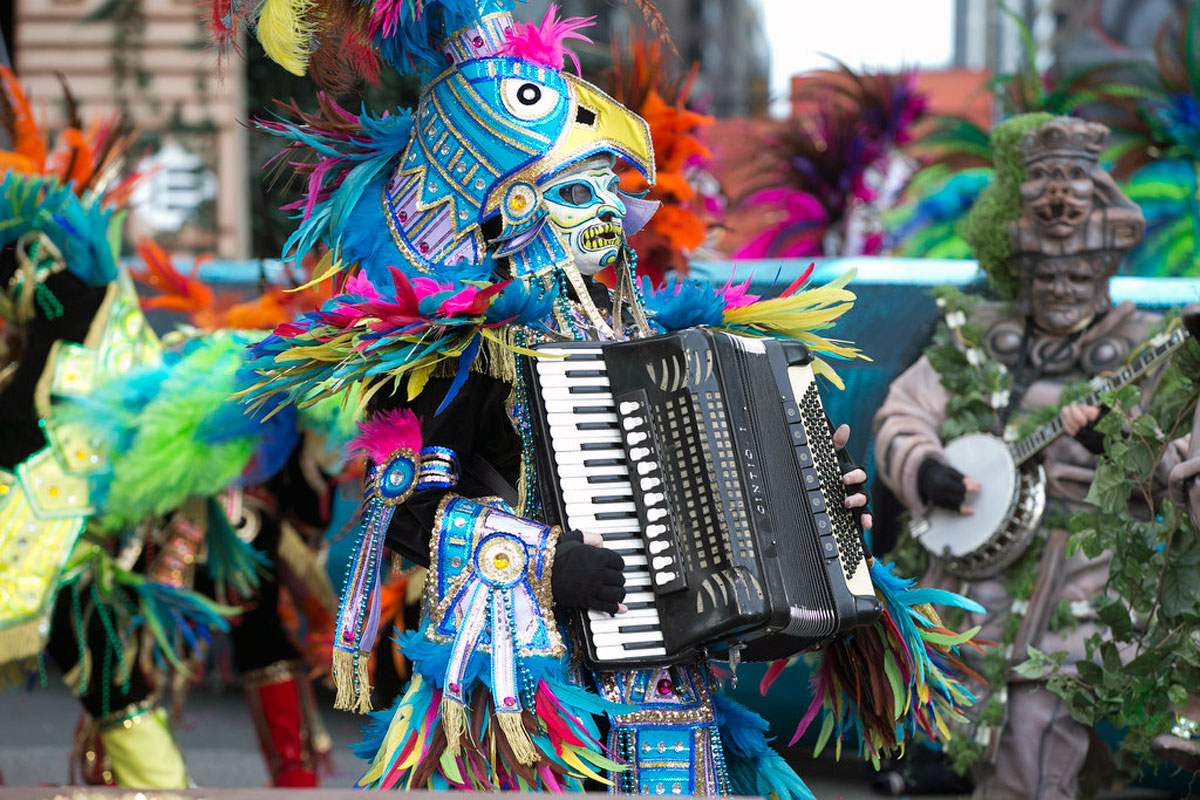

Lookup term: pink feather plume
[499,5,594,74]
[347,408,422,464]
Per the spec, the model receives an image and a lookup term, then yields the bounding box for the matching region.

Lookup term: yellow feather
[287,250,342,293]
[256,0,316,76]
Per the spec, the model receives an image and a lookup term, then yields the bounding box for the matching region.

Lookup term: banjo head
[916,433,1017,559]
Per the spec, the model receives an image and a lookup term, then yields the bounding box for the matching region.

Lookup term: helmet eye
[558,182,594,206]
[501,78,559,121]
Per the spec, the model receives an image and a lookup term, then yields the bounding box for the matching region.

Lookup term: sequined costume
[225,0,983,794]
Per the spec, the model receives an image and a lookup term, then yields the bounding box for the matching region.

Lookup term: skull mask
[542,155,627,276]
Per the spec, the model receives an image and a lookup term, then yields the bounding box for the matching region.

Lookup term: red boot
[243,661,320,787]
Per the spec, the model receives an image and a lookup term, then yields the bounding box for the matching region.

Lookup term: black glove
[1071,407,1109,456]
[917,458,968,511]
[551,531,625,614]
[840,459,871,522]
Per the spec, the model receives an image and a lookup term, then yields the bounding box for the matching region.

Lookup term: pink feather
[347,408,422,464]
[498,5,594,74]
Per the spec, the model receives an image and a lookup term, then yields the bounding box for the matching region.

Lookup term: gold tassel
[0,618,47,663]
[440,697,468,757]
[332,649,373,713]
[496,710,539,765]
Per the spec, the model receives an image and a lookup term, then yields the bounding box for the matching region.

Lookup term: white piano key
[549,426,622,443]
[594,644,667,661]
[592,630,663,646]
[552,447,626,462]
[538,385,613,402]
[547,417,619,429]
[587,607,661,624]
[566,501,636,517]
[553,463,629,480]
[543,398,615,413]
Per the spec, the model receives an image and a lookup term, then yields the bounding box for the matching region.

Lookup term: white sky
[762,0,957,116]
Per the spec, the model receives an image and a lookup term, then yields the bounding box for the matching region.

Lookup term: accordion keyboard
[531,346,668,664]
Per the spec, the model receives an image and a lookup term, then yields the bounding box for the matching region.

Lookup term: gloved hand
[1062,403,1107,456]
[833,423,873,531]
[551,530,625,614]
[917,458,977,513]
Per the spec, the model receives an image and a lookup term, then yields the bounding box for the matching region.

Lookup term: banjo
[910,325,1190,580]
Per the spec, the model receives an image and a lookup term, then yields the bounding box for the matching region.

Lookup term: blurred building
[7,0,249,259]
[519,0,771,117]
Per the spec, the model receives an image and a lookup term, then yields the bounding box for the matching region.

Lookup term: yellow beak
[545,75,656,185]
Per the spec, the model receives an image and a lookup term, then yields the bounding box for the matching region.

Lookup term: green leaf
[1161,565,1200,618]
[1075,659,1104,685]
[1098,600,1134,640]
[1168,684,1189,707]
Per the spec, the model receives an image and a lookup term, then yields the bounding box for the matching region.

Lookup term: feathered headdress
[0,69,143,327]
[735,62,928,259]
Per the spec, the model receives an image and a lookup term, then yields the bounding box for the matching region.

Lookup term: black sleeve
[369,371,521,565]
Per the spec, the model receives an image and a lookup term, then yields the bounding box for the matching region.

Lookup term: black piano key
[580,442,617,451]
[578,421,618,430]
[587,474,628,484]
[594,494,632,504]
[617,624,661,634]
[575,405,612,414]
[623,640,667,652]
[595,510,638,520]
[569,384,611,394]
[565,369,608,378]
[583,458,625,467]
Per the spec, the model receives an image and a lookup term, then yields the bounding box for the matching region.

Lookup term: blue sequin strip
[417,446,459,490]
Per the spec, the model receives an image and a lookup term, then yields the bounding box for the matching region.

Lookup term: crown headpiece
[1019,118,1107,165]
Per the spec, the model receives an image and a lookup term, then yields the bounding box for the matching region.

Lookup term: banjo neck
[1008,326,1189,467]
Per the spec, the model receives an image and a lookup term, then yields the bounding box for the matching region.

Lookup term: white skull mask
[542,156,627,276]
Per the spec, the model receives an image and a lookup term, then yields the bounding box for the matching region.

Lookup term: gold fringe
[441,697,468,757]
[0,618,47,663]
[496,710,538,765]
[278,523,338,615]
[332,649,373,713]
[430,327,517,385]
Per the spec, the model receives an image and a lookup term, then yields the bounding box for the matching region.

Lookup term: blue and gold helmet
[380,6,654,278]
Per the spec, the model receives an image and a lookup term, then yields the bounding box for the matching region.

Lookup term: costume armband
[333,409,422,712]
[425,494,564,762]
[415,445,459,490]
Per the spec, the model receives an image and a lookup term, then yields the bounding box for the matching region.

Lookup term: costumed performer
[873,114,1195,798]
[225,1,985,794]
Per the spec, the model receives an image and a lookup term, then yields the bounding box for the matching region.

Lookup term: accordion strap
[467,453,519,508]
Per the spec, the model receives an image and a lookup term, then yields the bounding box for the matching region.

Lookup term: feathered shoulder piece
[641,264,868,388]
[256,96,414,269]
[240,267,556,417]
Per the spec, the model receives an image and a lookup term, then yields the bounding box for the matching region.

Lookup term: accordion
[527,328,881,668]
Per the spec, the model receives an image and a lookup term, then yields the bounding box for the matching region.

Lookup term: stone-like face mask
[542,157,627,276]
[1029,255,1102,335]
[1020,156,1096,240]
